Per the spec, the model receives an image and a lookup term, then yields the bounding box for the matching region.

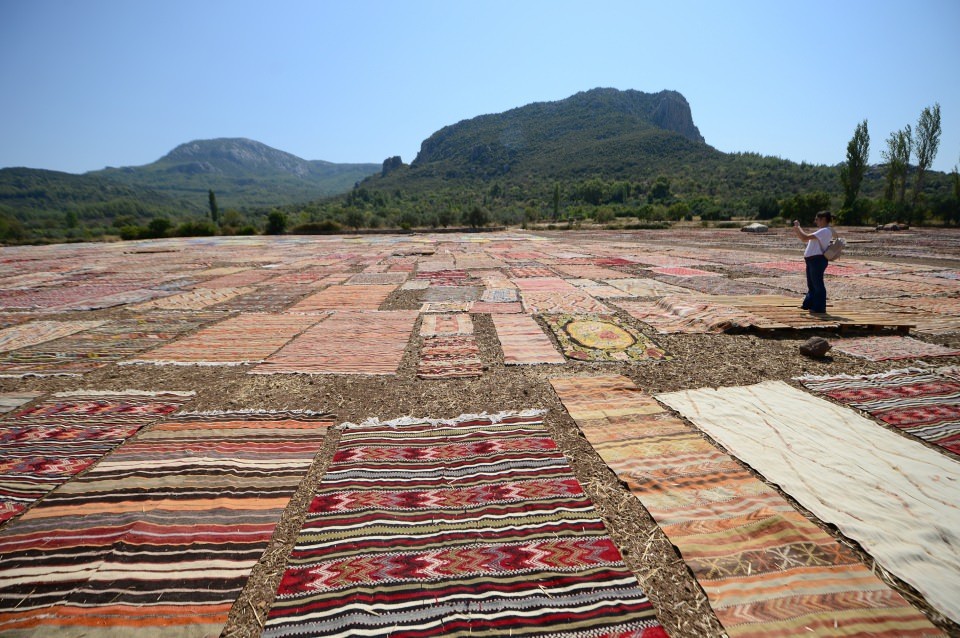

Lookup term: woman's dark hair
[815,210,832,223]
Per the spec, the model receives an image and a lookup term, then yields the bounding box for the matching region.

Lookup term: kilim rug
[658,381,960,625]
[0,312,224,378]
[469,301,524,314]
[54,287,174,311]
[344,272,409,286]
[0,390,195,524]
[193,269,276,288]
[550,264,632,279]
[400,279,430,290]
[0,320,107,353]
[287,284,397,312]
[521,290,611,314]
[508,265,558,278]
[542,314,670,362]
[798,367,960,455]
[648,266,722,277]
[417,335,484,378]
[480,287,518,302]
[0,392,40,415]
[421,285,481,302]
[421,301,472,313]
[420,313,473,336]
[209,284,311,312]
[567,279,631,298]
[262,411,666,638]
[652,274,781,296]
[604,278,693,298]
[550,375,940,637]
[512,276,577,292]
[123,313,324,365]
[491,314,565,365]
[613,298,762,334]
[740,275,900,299]
[132,286,255,310]
[831,335,960,361]
[253,310,417,375]
[0,410,332,637]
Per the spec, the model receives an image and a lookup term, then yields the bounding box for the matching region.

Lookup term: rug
[798,367,960,455]
[657,380,960,625]
[344,272,409,286]
[0,410,331,637]
[132,286,255,310]
[0,312,224,378]
[123,313,324,365]
[417,335,484,378]
[550,375,940,637]
[421,285,481,302]
[520,290,612,314]
[480,287,518,302]
[0,320,107,353]
[653,274,783,296]
[420,313,473,336]
[648,266,722,277]
[567,279,630,298]
[0,389,195,524]
[605,278,693,297]
[831,335,960,361]
[550,264,632,279]
[253,310,417,375]
[469,301,524,314]
[209,284,311,312]
[511,276,576,292]
[262,411,666,638]
[0,392,40,415]
[491,314,565,365]
[287,284,397,312]
[613,298,762,334]
[508,265,558,278]
[193,268,276,288]
[543,314,670,362]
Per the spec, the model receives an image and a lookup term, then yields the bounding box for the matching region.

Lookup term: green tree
[648,176,671,203]
[344,208,367,230]
[881,126,912,205]
[912,103,942,207]
[265,211,287,235]
[839,119,869,209]
[465,206,489,229]
[146,217,172,238]
[208,190,219,225]
[64,209,79,229]
[552,183,560,220]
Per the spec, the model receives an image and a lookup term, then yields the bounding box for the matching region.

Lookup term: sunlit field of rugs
[0,227,958,637]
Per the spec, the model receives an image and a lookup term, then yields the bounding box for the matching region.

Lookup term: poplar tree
[208,190,219,224]
[840,119,869,209]
[881,126,912,205]
[912,103,942,207]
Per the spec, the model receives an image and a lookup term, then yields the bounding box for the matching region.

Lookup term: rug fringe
[338,409,547,430]
[53,389,197,398]
[174,408,335,417]
[795,367,927,382]
[119,360,260,367]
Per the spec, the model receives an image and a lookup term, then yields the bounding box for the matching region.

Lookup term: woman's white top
[804,227,833,258]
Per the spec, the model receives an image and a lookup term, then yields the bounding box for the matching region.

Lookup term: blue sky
[2,0,959,174]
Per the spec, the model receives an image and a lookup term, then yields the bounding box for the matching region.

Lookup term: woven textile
[799,367,960,455]
[831,335,960,361]
[194,269,275,288]
[263,411,666,638]
[421,285,481,302]
[209,284,310,312]
[469,301,524,314]
[614,298,761,334]
[124,313,323,365]
[512,276,576,292]
[658,381,960,625]
[567,279,630,298]
[133,286,254,310]
[605,278,693,297]
[543,314,670,362]
[648,266,721,277]
[345,272,409,286]
[287,284,397,312]
[0,390,195,524]
[0,392,40,414]
[480,287,518,302]
[254,310,417,375]
[550,264,632,279]
[521,290,611,314]
[417,335,484,378]
[0,320,107,353]
[551,375,940,637]
[508,266,557,278]
[492,314,565,364]
[0,313,223,377]
[0,410,331,637]
[420,313,473,336]
[652,274,781,296]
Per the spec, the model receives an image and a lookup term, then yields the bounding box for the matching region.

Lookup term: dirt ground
[3,228,960,638]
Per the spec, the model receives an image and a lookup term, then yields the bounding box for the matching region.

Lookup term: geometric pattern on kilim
[550,376,940,637]
[263,411,666,638]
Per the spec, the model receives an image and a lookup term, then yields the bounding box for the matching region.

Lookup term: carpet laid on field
[419,313,473,336]
[614,297,759,333]
[798,367,960,455]
[550,375,939,637]
[209,284,310,312]
[133,286,254,310]
[253,310,417,375]
[657,380,960,625]
[0,410,331,637]
[0,390,195,524]
[0,312,224,377]
[605,278,693,297]
[0,392,40,414]
[417,335,484,378]
[491,314,565,365]
[124,313,322,366]
[830,335,960,361]
[0,319,107,353]
[543,314,670,361]
[287,284,397,312]
[262,411,666,638]
[520,290,611,314]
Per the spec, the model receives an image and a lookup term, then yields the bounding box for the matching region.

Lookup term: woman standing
[792,211,833,313]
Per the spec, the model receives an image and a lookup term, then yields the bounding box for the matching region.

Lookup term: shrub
[291,220,342,234]
[172,220,217,237]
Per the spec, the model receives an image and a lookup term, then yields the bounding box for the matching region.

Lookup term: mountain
[92,138,379,208]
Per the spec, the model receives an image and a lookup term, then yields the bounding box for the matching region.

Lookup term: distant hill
[91,138,380,208]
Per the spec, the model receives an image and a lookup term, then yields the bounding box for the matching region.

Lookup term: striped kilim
[614,298,760,334]
[657,381,960,626]
[604,278,693,298]
[543,314,670,362]
[132,286,255,310]
[0,389,195,524]
[263,411,666,638]
[211,284,311,312]
[0,410,332,637]
[648,266,721,277]
[567,279,630,298]
[798,367,960,455]
[420,313,473,336]
[550,375,940,637]
[253,310,417,375]
[417,335,483,378]
[287,284,397,312]
[469,301,524,314]
[0,312,224,377]
[512,276,576,292]
[830,335,960,361]
[479,287,518,302]
[0,320,107,353]
[421,285,481,302]
[193,268,276,288]
[520,290,611,314]
[508,266,557,278]
[491,313,565,364]
[345,272,408,286]
[550,264,632,280]
[123,313,323,365]
[0,392,40,415]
